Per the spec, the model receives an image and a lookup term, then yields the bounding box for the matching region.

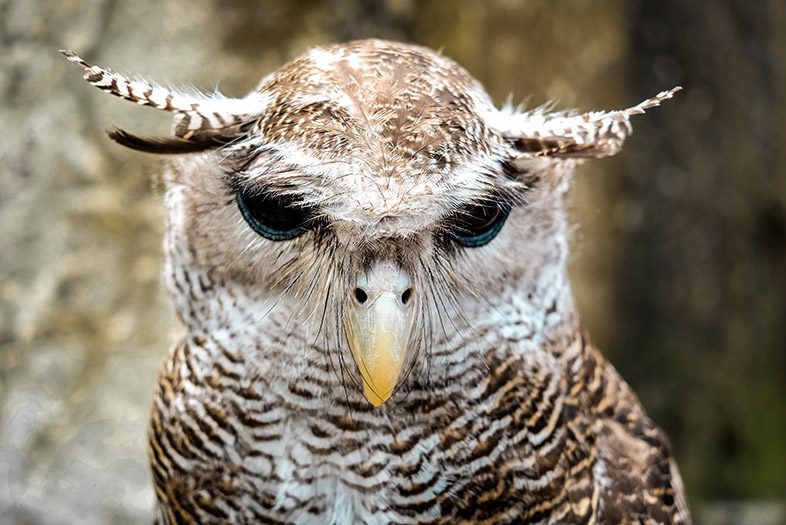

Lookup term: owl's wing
[588,349,692,524]
[61,51,267,153]
[492,87,681,160]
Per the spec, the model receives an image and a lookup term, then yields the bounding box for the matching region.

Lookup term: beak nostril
[401,288,413,306]
[354,287,368,305]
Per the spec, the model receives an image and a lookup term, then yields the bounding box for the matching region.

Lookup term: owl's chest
[236,415,441,523]
[161,398,447,523]
[151,332,565,522]
[154,349,451,522]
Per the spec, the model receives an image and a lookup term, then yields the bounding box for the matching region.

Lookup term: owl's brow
[461,169,532,210]
[222,175,318,208]
[219,137,355,179]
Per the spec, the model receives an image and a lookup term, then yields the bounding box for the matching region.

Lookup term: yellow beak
[344,262,413,407]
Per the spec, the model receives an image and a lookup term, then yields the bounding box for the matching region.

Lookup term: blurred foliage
[621,0,786,502]
[1,0,783,523]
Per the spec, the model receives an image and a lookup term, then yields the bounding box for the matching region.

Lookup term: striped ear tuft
[491,87,681,160]
[61,50,269,154]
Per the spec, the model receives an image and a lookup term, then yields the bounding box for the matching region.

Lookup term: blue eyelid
[449,207,510,248]
[235,191,310,241]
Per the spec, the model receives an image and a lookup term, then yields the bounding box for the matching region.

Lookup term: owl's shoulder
[570,342,691,524]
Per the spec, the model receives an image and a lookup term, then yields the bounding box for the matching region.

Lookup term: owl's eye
[235,190,314,241]
[448,202,510,247]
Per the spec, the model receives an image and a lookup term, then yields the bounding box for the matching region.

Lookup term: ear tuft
[494,87,681,160]
[61,50,269,154]
[106,127,238,155]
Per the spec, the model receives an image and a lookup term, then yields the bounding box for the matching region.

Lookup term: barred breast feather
[148,276,688,524]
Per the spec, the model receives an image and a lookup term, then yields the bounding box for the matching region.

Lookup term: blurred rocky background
[1,0,784,523]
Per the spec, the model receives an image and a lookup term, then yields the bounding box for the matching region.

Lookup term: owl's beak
[344,262,414,407]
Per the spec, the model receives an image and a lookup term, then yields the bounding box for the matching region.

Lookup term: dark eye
[235,190,314,241]
[448,202,510,247]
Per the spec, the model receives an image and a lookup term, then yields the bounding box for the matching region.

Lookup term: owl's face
[64,39,677,406]
[167,41,540,405]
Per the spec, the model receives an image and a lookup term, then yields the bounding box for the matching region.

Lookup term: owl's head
[64,40,677,407]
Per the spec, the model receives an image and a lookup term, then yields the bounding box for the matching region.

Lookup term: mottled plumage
[64,40,689,524]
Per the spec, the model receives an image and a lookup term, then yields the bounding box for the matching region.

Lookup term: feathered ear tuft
[492,87,681,160]
[106,127,241,154]
[61,50,270,154]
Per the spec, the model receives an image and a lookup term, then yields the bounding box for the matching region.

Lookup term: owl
[64,40,689,524]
